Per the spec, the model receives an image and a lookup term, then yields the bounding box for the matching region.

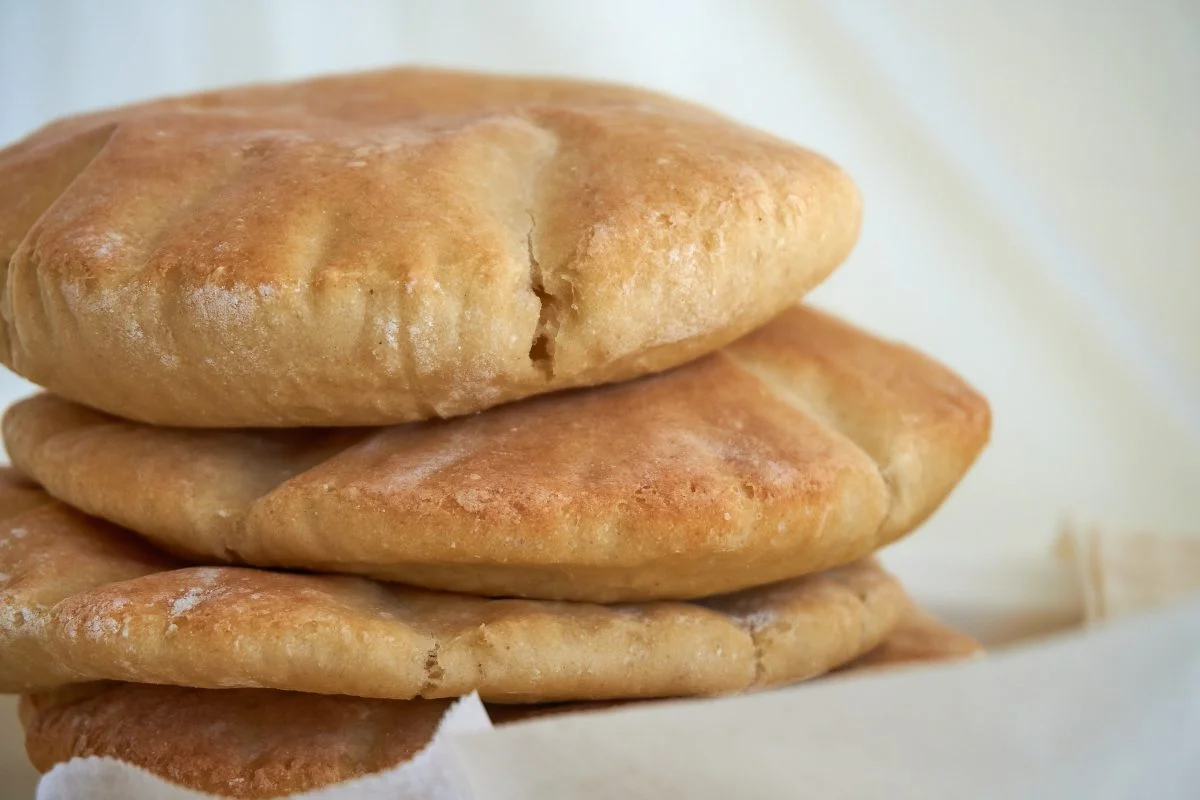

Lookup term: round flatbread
[20,684,454,799]
[0,496,907,702]
[4,306,991,602]
[18,611,979,798]
[490,607,983,721]
[0,67,861,427]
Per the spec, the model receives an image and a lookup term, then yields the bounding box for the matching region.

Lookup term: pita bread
[0,497,906,702]
[4,306,990,602]
[0,67,860,427]
[19,684,453,799]
[18,610,978,798]
[490,606,983,722]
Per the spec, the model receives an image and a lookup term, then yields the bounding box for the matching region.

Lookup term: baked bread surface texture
[3,306,991,601]
[18,608,979,798]
[0,67,861,426]
[0,492,906,701]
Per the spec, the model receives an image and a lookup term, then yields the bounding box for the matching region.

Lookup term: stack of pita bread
[0,68,990,797]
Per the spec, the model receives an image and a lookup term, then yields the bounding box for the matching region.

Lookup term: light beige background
[0,1,1196,796]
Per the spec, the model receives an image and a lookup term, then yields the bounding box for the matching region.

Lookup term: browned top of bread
[0,67,860,426]
[4,306,991,602]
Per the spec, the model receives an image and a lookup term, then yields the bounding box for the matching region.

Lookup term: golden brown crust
[4,306,990,602]
[726,306,993,542]
[0,500,906,701]
[18,610,978,798]
[492,605,983,721]
[20,685,453,798]
[0,503,174,692]
[0,67,860,427]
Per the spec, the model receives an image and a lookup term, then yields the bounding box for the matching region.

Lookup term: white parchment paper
[452,598,1200,799]
[33,598,1200,799]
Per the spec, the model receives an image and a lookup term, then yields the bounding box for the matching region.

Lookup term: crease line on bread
[723,348,897,546]
[525,210,556,377]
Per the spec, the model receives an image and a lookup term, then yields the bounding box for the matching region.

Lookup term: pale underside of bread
[0,489,908,702]
[17,609,979,799]
[0,67,861,426]
[4,305,991,602]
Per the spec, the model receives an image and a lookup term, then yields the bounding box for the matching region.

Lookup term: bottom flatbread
[20,610,981,798]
